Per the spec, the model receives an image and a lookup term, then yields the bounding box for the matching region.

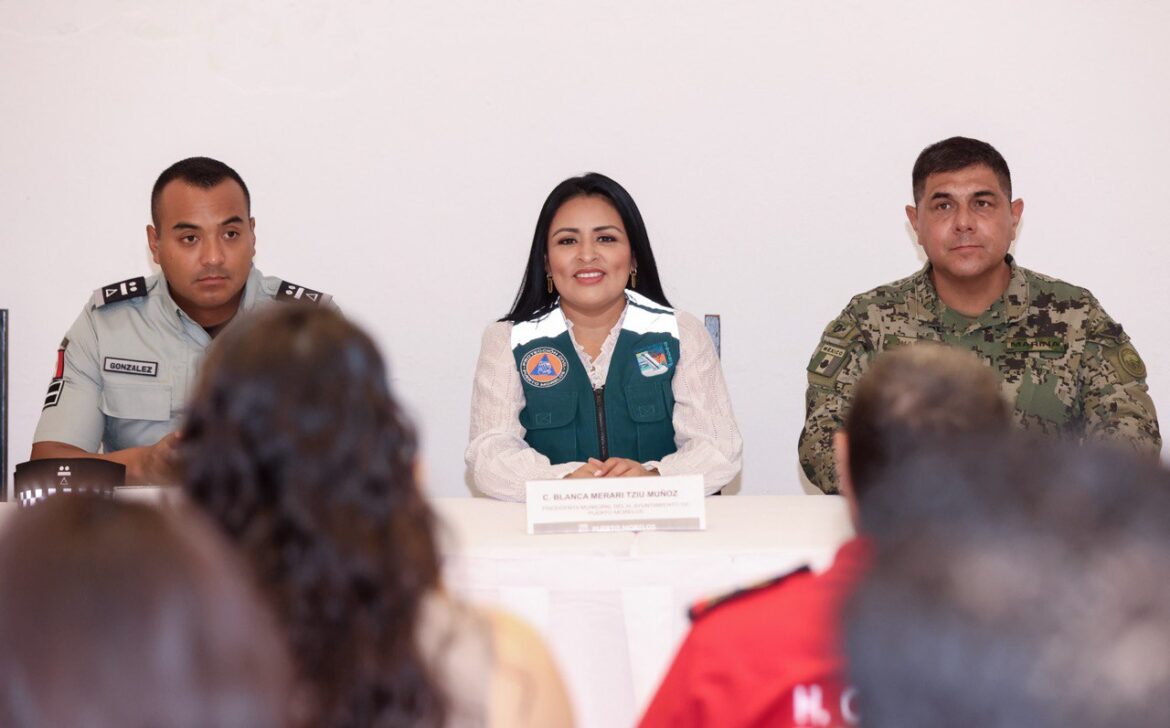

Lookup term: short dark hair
[846,440,1170,728]
[911,136,1012,204]
[151,157,251,227]
[844,344,1009,514]
[502,172,671,322]
[0,495,291,727]
[181,305,448,727]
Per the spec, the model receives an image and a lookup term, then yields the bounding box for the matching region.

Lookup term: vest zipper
[593,386,609,460]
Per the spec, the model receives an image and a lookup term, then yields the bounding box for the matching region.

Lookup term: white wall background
[2,0,1168,496]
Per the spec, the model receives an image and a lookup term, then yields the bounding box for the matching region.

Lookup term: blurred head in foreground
[847,439,1170,727]
[0,495,291,728]
[181,305,447,727]
[835,343,1010,529]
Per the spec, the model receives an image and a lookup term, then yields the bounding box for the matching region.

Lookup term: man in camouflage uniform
[799,136,1161,494]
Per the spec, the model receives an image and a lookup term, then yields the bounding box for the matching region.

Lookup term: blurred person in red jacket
[639,344,1009,728]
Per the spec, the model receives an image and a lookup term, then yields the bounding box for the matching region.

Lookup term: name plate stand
[525,474,706,534]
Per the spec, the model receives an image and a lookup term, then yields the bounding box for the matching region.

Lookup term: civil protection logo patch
[521,347,569,388]
[636,342,673,377]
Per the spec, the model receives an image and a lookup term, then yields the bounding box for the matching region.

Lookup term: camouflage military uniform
[799,257,1161,493]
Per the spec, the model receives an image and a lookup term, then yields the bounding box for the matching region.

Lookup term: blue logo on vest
[635,342,673,377]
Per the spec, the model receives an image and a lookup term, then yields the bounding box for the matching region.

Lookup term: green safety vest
[511,291,680,464]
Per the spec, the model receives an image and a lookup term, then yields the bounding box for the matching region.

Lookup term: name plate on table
[525,475,705,534]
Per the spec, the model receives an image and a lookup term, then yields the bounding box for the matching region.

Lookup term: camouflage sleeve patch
[1081,303,1161,454]
[809,341,849,380]
[824,317,858,342]
[1099,336,1146,386]
[801,311,870,493]
[1116,344,1147,381]
[806,314,863,388]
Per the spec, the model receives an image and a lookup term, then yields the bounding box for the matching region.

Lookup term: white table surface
[433,495,854,728]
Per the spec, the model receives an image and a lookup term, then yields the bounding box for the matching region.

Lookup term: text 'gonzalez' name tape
[525,475,705,534]
[103,357,159,376]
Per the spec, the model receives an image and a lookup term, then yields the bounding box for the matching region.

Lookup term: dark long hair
[0,496,291,728]
[502,172,672,322]
[181,305,446,728]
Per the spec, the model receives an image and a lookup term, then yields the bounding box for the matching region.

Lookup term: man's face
[906,164,1023,287]
[147,180,255,327]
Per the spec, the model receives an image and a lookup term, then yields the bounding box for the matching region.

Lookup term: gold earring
[629,270,637,289]
[547,275,554,294]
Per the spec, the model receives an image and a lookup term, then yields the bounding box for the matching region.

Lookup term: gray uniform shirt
[34,266,330,452]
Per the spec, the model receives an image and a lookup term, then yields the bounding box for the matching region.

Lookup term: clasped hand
[568,457,659,479]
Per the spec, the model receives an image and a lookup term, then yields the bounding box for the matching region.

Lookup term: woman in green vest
[466,173,742,501]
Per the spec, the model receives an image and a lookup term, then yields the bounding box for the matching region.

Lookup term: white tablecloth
[433,495,854,728]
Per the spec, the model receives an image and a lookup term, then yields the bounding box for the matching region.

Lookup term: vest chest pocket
[625,381,669,422]
[625,381,677,462]
[520,393,579,464]
[100,383,173,422]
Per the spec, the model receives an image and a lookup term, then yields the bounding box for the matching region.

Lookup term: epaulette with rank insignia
[276,280,332,306]
[91,277,148,308]
[687,565,810,622]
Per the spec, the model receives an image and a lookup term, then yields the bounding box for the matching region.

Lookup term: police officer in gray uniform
[31,157,331,484]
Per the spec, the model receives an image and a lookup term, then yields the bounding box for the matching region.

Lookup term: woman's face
[545,195,634,320]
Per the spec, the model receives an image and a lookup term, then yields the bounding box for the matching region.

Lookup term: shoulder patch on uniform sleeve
[687,566,811,622]
[824,317,859,343]
[43,338,69,408]
[276,280,332,306]
[807,316,863,382]
[1118,345,1147,379]
[809,342,850,380]
[91,277,147,308]
[1101,339,1147,385]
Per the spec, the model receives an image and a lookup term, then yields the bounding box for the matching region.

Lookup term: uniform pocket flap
[625,382,668,423]
[520,393,577,430]
[100,383,172,422]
